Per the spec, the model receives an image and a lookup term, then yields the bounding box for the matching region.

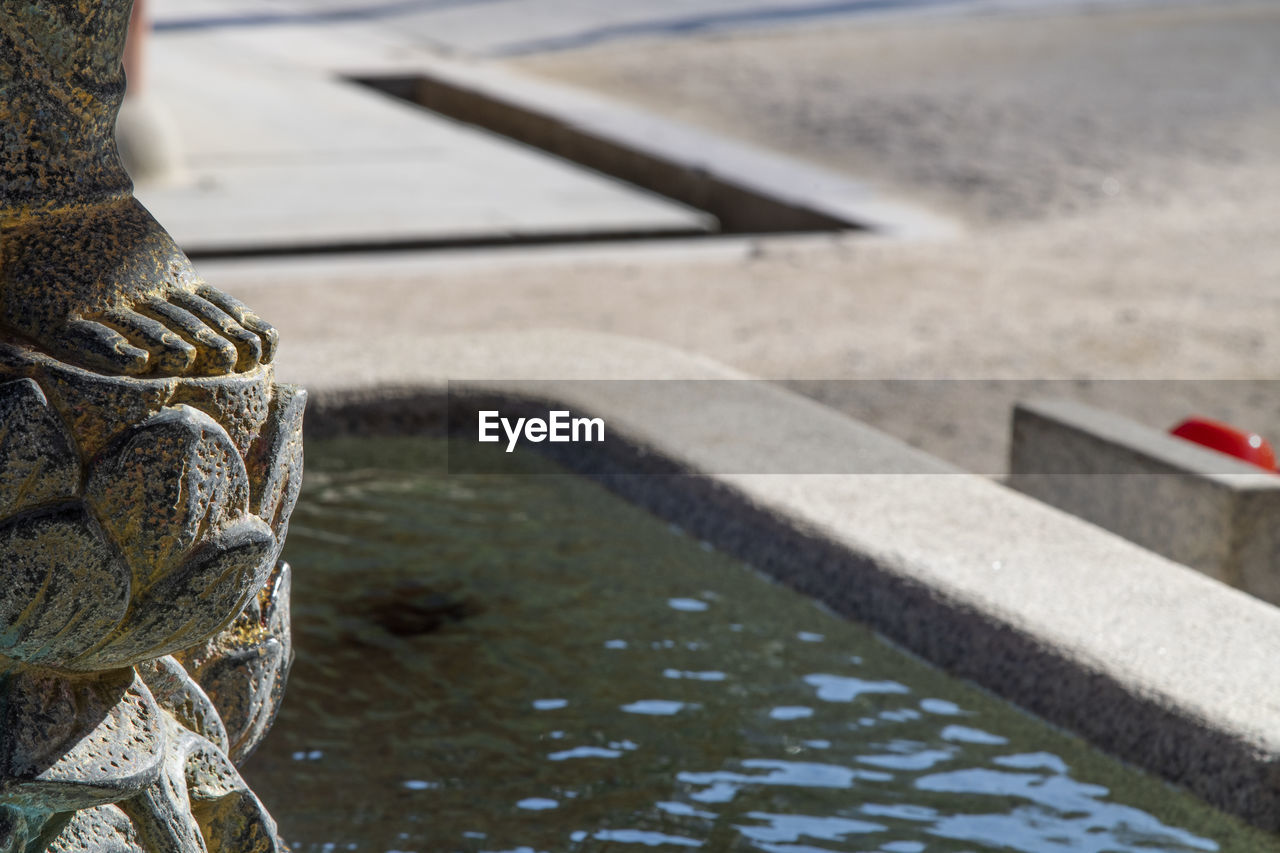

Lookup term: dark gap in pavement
[354,73,863,237]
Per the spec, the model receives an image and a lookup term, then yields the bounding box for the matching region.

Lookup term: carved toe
[62,318,149,376]
[98,308,197,376]
[170,291,263,372]
[139,297,238,376]
[196,284,278,364]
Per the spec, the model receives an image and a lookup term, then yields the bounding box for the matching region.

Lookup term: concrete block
[1008,398,1280,604]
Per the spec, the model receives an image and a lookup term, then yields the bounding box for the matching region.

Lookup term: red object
[1170,417,1277,472]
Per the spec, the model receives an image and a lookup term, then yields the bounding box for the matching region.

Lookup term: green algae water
[244,437,1279,853]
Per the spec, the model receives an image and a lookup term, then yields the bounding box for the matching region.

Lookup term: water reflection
[735,813,885,844]
[548,746,624,760]
[577,829,701,847]
[663,669,727,681]
[247,438,1274,853]
[804,673,910,702]
[516,799,559,811]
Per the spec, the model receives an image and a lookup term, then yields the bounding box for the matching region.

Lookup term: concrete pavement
[153,0,1220,59]
[146,0,1280,481]
[131,10,712,254]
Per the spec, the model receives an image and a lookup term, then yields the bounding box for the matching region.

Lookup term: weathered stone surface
[86,405,251,589]
[34,359,178,461]
[0,0,133,215]
[0,804,37,853]
[0,379,79,517]
[125,722,284,853]
[247,386,306,552]
[178,563,293,764]
[0,394,297,674]
[0,506,131,667]
[77,519,276,673]
[1,196,279,382]
[0,667,166,814]
[121,726,210,853]
[45,804,146,853]
[137,658,230,758]
[171,372,273,459]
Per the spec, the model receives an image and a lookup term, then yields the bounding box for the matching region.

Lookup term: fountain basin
[241,433,1279,851]
[258,329,1280,835]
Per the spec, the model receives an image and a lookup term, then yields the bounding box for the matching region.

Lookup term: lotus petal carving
[177,563,293,764]
[0,666,166,814]
[85,405,253,588]
[0,375,304,673]
[0,367,302,853]
[0,505,131,667]
[0,379,79,517]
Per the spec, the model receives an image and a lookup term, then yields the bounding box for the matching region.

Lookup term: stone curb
[347,56,960,240]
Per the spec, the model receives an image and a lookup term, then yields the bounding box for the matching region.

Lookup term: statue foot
[64,283,278,378]
[0,199,277,378]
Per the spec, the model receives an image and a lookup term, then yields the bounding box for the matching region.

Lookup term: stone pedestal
[1,3,302,850]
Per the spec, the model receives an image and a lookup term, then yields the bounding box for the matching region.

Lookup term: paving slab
[132,28,712,254]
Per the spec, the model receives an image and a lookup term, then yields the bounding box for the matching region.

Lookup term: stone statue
[1,2,303,850]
